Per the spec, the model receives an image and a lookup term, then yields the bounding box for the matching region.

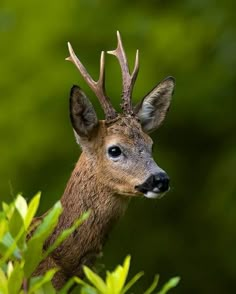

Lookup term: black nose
[135,172,170,194]
[153,172,170,192]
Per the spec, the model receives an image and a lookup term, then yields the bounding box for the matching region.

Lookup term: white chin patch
[144,191,165,199]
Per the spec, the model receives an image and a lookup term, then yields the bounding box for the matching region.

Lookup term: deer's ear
[135,77,175,133]
[70,85,98,142]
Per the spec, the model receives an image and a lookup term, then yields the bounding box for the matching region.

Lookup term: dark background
[1,0,236,293]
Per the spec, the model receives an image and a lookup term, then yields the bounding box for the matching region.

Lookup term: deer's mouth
[143,190,167,199]
[136,186,169,199]
[116,186,169,199]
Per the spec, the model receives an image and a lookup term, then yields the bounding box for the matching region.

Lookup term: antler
[107,31,139,114]
[66,42,117,121]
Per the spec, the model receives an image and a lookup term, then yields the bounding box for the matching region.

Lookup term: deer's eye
[108,146,122,158]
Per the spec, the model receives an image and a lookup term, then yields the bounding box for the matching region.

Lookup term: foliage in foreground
[0,194,180,293]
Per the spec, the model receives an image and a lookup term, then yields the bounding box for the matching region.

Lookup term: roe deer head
[34,31,175,289]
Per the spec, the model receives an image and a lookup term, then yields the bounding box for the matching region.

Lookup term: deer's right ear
[134,77,175,133]
[70,85,98,142]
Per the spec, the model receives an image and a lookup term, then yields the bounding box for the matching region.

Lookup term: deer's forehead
[105,118,152,147]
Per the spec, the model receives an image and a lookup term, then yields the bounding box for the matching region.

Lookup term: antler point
[107,50,115,55]
[116,31,122,44]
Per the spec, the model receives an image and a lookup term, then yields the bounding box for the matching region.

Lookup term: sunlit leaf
[83,266,107,293]
[2,203,14,219]
[106,255,131,292]
[24,201,62,277]
[73,276,89,287]
[44,210,90,259]
[15,195,28,221]
[122,271,144,294]
[58,278,76,294]
[29,268,58,293]
[144,275,159,294]
[2,203,9,213]
[106,271,115,292]
[158,277,180,294]
[0,267,7,294]
[33,281,56,294]
[30,201,62,240]
[8,208,25,245]
[106,265,128,292]
[0,232,22,262]
[7,261,13,278]
[8,262,24,294]
[59,276,97,294]
[81,286,98,294]
[0,214,7,240]
[119,255,131,289]
[24,192,41,230]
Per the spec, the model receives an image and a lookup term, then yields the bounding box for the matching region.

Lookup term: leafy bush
[0,194,180,293]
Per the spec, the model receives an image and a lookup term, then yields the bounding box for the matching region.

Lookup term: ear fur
[70,85,98,142]
[135,76,175,133]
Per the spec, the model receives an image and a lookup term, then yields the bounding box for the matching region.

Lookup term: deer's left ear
[70,85,98,141]
[135,77,175,133]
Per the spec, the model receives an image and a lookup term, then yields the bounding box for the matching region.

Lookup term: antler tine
[107,31,139,114]
[66,42,117,121]
[99,51,105,89]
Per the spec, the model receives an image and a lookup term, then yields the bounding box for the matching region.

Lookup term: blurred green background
[0,0,236,293]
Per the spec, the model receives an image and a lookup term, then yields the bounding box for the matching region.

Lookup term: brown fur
[33,117,149,289]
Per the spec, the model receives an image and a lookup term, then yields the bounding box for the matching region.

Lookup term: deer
[33,31,175,289]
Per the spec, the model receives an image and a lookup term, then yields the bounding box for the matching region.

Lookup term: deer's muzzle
[135,172,170,199]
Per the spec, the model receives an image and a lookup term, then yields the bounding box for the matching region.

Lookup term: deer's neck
[48,152,129,276]
[61,152,128,224]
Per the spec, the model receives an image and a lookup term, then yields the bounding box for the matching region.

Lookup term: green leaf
[81,286,98,294]
[15,195,28,221]
[31,201,62,240]
[43,211,90,259]
[2,203,14,219]
[122,271,144,294]
[29,268,58,293]
[2,202,9,212]
[105,255,130,293]
[24,201,62,278]
[73,276,89,287]
[105,271,115,292]
[24,192,41,230]
[106,266,126,292]
[0,232,22,262]
[0,267,8,294]
[83,266,107,293]
[144,275,159,294]
[8,262,24,294]
[32,281,56,294]
[58,278,76,294]
[9,195,29,247]
[7,261,13,278]
[0,214,7,240]
[158,277,181,294]
[8,208,25,245]
[59,276,92,294]
[118,255,131,289]
[105,255,131,293]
